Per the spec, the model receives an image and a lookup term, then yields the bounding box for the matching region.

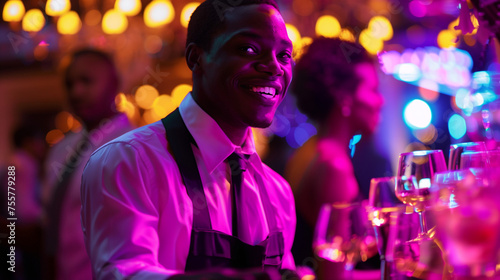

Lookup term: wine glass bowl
[448,142,487,170]
[431,168,500,278]
[396,150,447,243]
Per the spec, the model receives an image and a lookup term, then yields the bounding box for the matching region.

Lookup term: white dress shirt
[81,93,296,279]
[43,113,133,280]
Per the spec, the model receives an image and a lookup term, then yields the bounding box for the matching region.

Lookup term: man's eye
[241,46,257,54]
[279,52,292,61]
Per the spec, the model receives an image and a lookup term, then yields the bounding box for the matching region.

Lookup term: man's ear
[186,43,203,71]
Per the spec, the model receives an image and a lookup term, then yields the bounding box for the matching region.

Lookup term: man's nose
[256,54,284,76]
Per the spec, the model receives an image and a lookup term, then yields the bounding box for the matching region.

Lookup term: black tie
[227,152,247,237]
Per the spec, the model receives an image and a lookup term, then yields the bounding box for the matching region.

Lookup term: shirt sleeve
[81,141,180,280]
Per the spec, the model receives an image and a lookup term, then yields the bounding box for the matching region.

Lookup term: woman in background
[285,37,384,279]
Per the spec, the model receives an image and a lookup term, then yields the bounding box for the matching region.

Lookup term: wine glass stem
[417,211,427,234]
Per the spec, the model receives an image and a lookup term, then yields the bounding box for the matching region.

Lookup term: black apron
[161,109,284,271]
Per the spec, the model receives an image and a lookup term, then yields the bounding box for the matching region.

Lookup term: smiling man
[80,0,296,279]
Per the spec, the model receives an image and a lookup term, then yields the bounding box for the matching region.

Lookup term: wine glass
[431,168,500,279]
[396,150,447,242]
[461,149,500,169]
[313,203,375,279]
[367,177,407,280]
[448,142,487,170]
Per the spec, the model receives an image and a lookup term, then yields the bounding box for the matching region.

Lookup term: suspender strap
[161,108,212,230]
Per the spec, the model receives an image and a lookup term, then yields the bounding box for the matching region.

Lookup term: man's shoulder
[90,121,167,159]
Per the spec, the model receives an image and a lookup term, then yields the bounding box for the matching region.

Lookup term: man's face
[65,55,117,126]
[197,4,293,129]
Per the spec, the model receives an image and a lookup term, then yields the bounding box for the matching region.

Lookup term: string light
[22,9,45,32]
[144,0,175,28]
[45,0,71,17]
[2,0,25,22]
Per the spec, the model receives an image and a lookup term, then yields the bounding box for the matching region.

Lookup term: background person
[41,48,134,280]
[285,37,384,279]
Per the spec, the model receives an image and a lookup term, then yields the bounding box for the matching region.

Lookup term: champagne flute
[367,177,406,280]
[396,150,447,242]
[313,203,375,279]
[448,142,487,170]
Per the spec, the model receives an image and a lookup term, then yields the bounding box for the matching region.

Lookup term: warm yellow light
[180,2,200,28]
[46,0,70,17]
[368,16,393,41]
[3,0,25,22]
[359,29,384,55]
[143,109,163,124]
[22,9,45,32]
[115,93,136,119]
[339,29,355,42]
[115,0,141,16]
[285,24,301,47]
[315,15,341,38]
[102,9,128,34]
[171,84,192,107]
[153,94,176,118]
[144,0,175,28]
[57,11,81,35]
[437,29,458,49]
[135,85,159,109]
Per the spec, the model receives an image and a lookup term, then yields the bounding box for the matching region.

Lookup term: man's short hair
[291,37,374,123]
[186,0,280,51]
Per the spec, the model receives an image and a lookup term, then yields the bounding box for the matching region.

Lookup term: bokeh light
[395,63,421,82]
[115,0,141,16]
[135,85,159,110]
[437,30,458,49]
[55,111,74,133]
[115,93,136,119]
[359,29,384,55]
[22,9,45,32]
[144,0,175,28]
[286,24,301,47]
[368,16,393,41]
[46,129,65,146]
[409,0,427,17]
[102,9,128,34]
[315,15,341,38]
[45,0,70,17]
[152,94,176,119]
[3,0,25,22]
[448,114,467,139]
[404,99,432,129]
[57,11,82,35]
[339,29,355,42]
[171,84,191,107]
[180,2,200,28]
[413,124,437,144]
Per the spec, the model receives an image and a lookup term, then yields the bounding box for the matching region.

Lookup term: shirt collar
[179,93,258,174]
